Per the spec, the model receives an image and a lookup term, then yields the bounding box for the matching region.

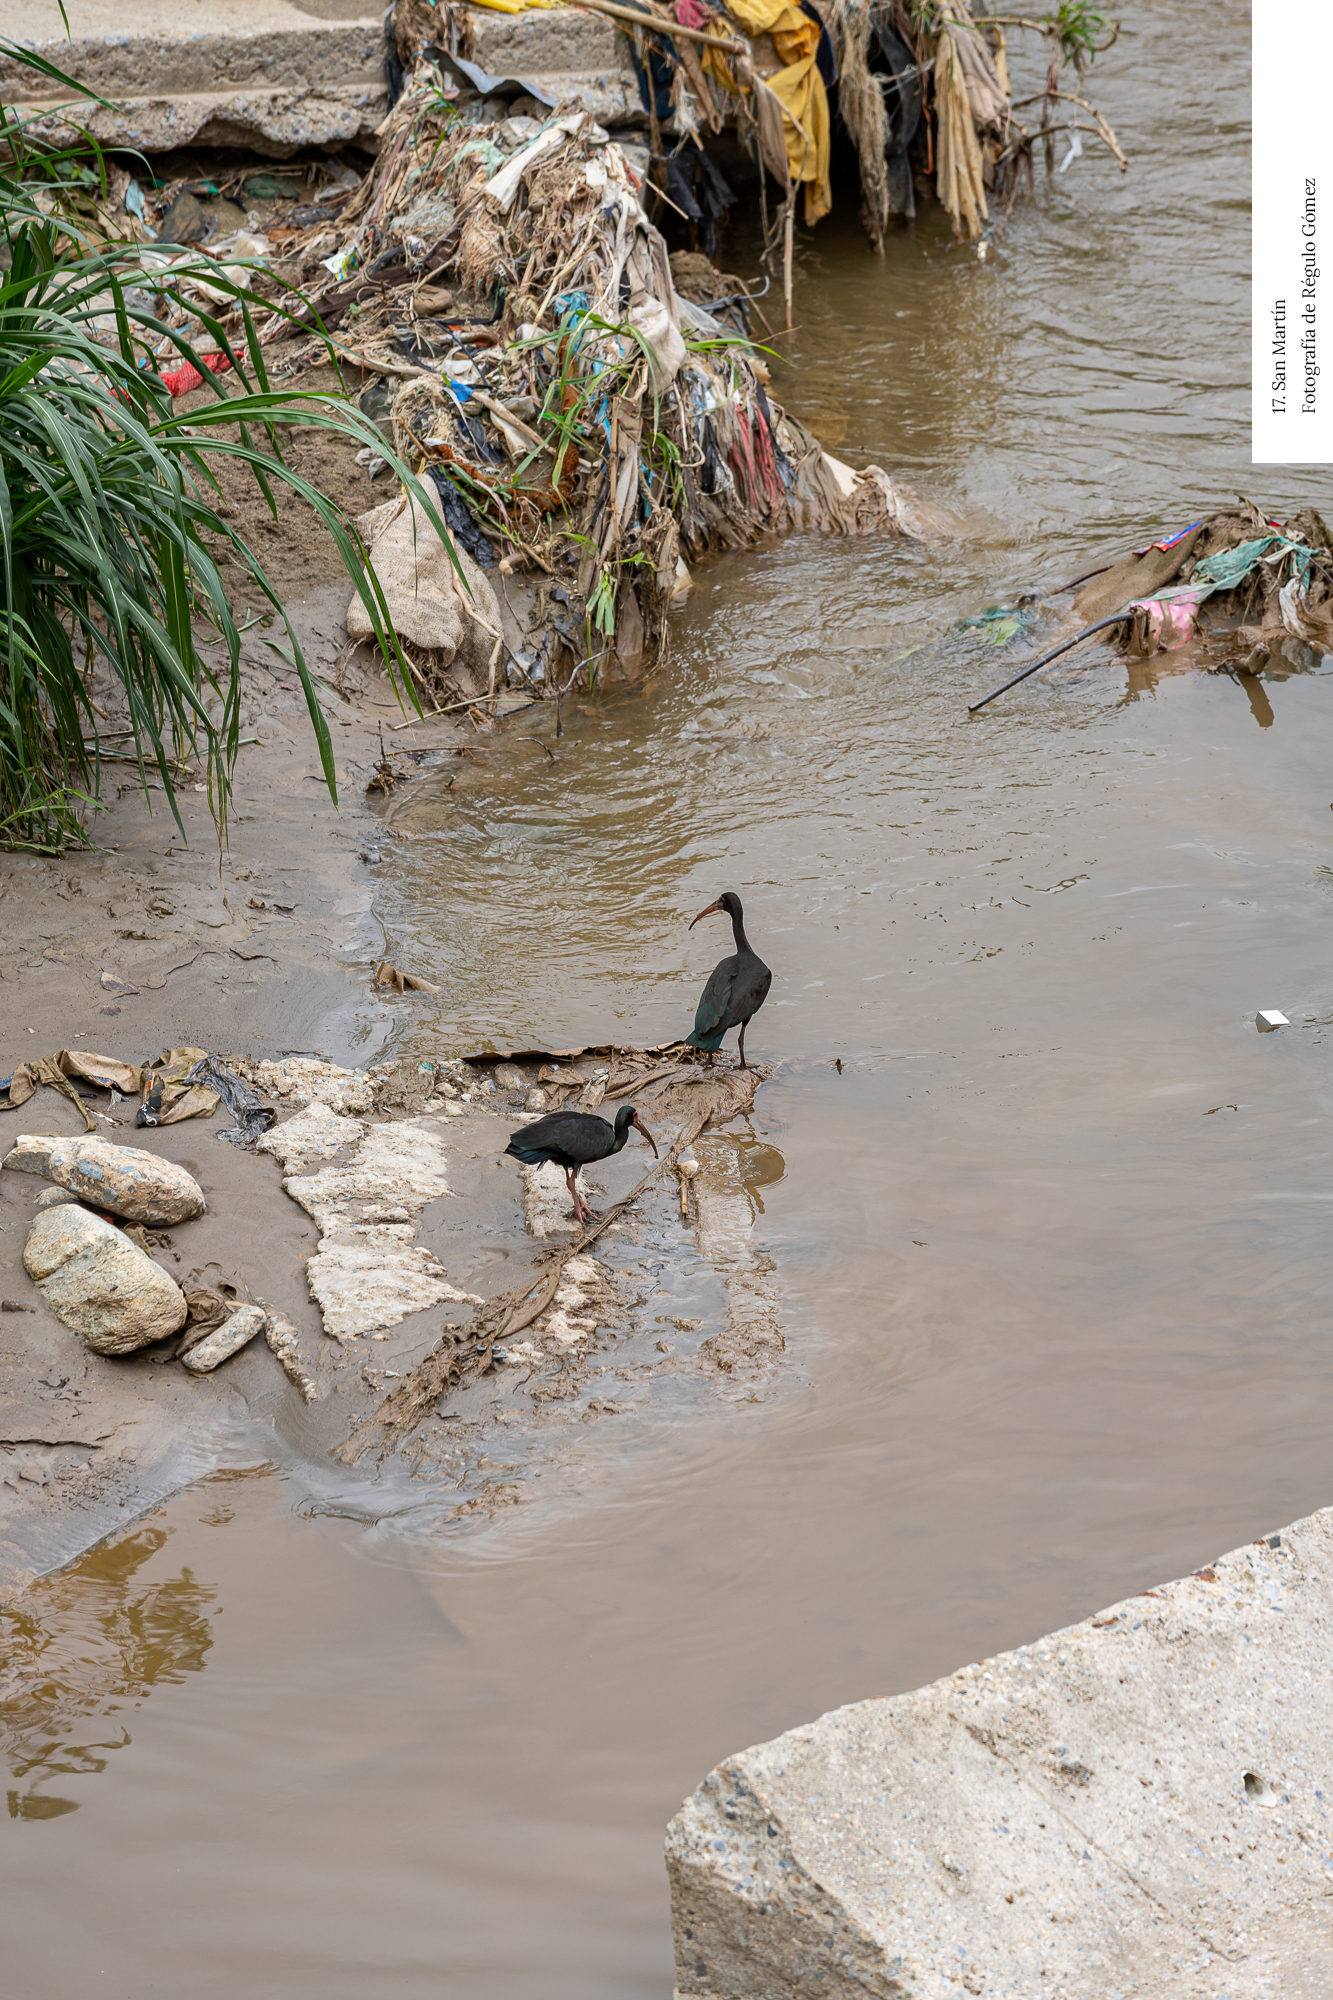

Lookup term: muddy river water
[6,7,1332,1994]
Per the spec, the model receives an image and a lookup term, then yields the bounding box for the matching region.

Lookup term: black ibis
[504,1105,659,1228]
[686,890,771,1068]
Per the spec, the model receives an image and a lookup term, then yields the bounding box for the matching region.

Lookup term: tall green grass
[0,43,455,852]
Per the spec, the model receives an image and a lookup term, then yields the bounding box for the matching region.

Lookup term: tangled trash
[0,1045,285,1144]
[264,61,919,709]
[966,502,1333,711]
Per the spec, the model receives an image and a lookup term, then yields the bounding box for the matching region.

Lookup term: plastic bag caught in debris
[426,465,496,569]
[183,1056,277,1147]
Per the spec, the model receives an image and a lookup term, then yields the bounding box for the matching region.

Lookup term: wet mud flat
[0,1057,780,1577]
[0,632,791,1584]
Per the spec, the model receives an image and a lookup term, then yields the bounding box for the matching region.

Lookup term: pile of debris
[0,1037,779,1477]
[334,1037,768,1463]
[238,67,920,705]
[383,0,1125,251]
[23,0,1127,716]
[966,503,1333,712]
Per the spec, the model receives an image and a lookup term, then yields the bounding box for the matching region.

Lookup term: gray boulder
[45,1137,205,1225]
[34,1185,81,1209]
[23,1205,188,1354]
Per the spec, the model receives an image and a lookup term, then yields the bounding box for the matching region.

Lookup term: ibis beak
[689,899,723,930]
[633,1114,660,1157]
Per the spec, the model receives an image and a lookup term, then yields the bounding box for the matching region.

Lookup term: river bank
[0,574,787,1587]
[0,579,406,1582]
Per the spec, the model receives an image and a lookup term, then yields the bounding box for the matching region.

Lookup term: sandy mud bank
[0,599,787,1586]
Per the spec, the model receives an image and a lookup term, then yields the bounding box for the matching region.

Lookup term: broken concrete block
[23,1206,188,1354]
[666,1508,1333,1999]
[518,1159,597,1239]
[249,1056,373,1116]
[282,1116,480,1338]
[256,1099,365,1175]
[302,1229,477,1341]
[2,1134,62,1177]
[45,1137,205,1225]
[180,1303,267,1374]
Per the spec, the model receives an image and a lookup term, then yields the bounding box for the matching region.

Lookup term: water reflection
[1235,670,1276,730]
[0,1512,221,1821]
[730,1133,788,1215]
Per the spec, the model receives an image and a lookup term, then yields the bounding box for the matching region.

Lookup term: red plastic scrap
[161,352,233,397]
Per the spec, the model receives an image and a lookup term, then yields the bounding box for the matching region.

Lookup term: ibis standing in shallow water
[686,890,771,1069]
[505,1105,658,1229]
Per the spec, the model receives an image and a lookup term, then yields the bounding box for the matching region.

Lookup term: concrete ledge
[465,5,643,127]
[14,82,387,153]
[1,1,386,150]
[0,25,384,97]
[666,1507,1333,1998]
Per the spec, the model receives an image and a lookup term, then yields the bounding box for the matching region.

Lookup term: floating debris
[969,504,1333,712]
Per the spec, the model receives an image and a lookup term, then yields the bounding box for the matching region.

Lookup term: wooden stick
[782,198,794,329]
[570,0,745,54]
[1007,86,1127,169]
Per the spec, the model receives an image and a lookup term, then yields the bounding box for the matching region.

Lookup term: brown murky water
[5,8,1332,1993]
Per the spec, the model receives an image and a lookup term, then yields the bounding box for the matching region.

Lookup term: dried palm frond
[934,6,989,237]
[829,0,891,252]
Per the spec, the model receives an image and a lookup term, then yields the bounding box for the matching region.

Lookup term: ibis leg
[737,1020,749,1069]
[565,1165,598,1228]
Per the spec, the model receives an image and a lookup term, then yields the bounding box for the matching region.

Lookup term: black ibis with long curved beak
[504,1105,659,1228]
[686,890,771,1069]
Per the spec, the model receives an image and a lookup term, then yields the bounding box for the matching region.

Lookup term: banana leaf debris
[967,504,1333,712]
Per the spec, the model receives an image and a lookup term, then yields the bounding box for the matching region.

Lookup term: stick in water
[967,614,1129,713]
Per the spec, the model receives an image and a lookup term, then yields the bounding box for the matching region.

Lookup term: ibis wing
[508,1110,615,1165]
[693,960,736,1041]
[510,1112,565,1151]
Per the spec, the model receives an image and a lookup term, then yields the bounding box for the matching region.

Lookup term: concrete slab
[0,0,387,154]
[464,5,642,128]
[0,0,643,155]
[666,1507,1333,1998]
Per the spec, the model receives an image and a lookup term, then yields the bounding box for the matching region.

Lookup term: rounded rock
[23,1206,188,1354]
[46,1138,205,1226]
[180,1304,268,1374]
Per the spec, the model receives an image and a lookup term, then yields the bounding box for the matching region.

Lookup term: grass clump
[0,43,454,852]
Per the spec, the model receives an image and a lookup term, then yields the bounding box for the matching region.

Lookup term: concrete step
[0,0,647,156]
[0,0,388,154]
[462,5,643,128]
